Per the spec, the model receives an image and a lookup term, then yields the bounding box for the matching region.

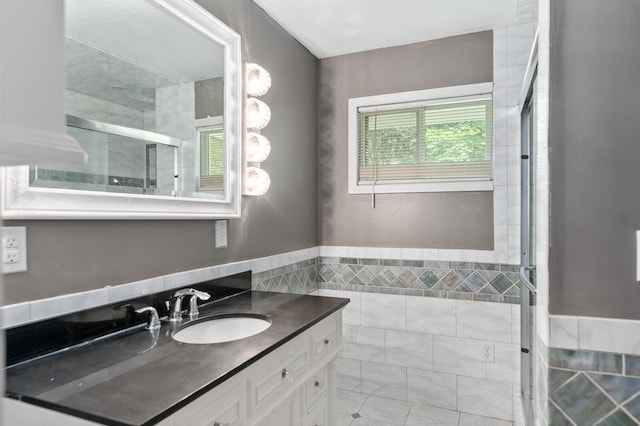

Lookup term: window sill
[349,180,494,194]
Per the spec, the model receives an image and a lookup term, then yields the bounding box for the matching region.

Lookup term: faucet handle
[135,306,161,330]
[188,296,200,319]
[187,290,210,319]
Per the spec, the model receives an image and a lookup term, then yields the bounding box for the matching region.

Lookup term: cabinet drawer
[301,366,327,414]
[310,314,340,363]
[301,394,328,426]
[248,335,309,415]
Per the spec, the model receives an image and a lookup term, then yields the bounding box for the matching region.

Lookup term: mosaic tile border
[318,257,521,304]
[253,258,318,294]
[546,347,640,425]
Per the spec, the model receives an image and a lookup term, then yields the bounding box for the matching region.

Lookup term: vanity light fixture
[244,62,272,196]
[246,97,271,129]
[246,63,271,97]
[246,132,271,163]
[245,166,271,196]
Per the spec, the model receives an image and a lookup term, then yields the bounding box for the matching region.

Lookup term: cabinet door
[301,395,328,426]
[310,314,340,364]
[301,366,328,415]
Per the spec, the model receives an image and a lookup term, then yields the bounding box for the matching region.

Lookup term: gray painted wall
[317,32,495,249]
[548,0,640,319]
[2,0,319,304]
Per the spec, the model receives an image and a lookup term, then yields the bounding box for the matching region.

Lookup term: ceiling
[252,0,521,58]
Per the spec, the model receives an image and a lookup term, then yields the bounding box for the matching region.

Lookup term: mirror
[1,0,242,219]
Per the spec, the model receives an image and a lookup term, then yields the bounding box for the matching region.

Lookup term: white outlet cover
[344,326,357,343]
[1,226,27,273]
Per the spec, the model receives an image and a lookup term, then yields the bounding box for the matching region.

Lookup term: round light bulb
[246,132,271,163]
[246,63,272,97]
[246,98,271,129]
[245,167,271,196]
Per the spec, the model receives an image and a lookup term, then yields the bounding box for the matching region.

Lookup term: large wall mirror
[1,0,242,219]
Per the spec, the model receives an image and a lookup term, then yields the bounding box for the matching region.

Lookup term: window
[197,125,225,192]
[348,82,494,194]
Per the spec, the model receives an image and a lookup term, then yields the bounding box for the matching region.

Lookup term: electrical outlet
[3,236,18,248]
[1,226,27,273]
[3,250,19,264]
[344,326,357,343]
[481,343,495,362]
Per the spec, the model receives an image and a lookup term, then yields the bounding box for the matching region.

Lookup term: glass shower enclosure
[30,115,179,197]
[520,68,538,426]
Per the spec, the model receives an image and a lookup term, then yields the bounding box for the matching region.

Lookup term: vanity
[4,272,348,425]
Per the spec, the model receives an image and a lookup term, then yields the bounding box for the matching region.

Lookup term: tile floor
[337,390,516,426]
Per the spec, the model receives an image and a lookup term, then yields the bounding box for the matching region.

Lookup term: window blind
[199,127,224,190]
[358,98,493,184]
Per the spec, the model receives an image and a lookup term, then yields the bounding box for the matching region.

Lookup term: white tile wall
[549,314,640,355]
[385,330,434,370]
[406,297,456,336]
[456,300,513,343]
[323,290,521,422]
[338,357,363,393]
[361,293,406,331]
[434,335,489,379]
[362,361,407,400]
[342,327,385,362]
[407,368,458,410]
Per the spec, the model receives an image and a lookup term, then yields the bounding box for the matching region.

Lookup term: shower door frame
[520,63,538,426]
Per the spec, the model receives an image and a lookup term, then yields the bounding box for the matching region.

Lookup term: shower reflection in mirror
[30,0,230,200]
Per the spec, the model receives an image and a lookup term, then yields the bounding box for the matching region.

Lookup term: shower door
[520,69,537,426]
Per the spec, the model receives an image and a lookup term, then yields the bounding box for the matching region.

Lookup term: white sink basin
[172,314,271,344]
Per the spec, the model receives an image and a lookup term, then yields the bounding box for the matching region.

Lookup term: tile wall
[546,347,640,425]
[319,257,521,304]
[320,288,521,422]
[492,0,537,266]
[253,258,318,294]
[537,315,640,425]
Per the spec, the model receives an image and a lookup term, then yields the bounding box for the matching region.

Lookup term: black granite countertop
[5,291,349,426]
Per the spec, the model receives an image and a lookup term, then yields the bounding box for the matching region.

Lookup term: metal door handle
[519,265,537,294]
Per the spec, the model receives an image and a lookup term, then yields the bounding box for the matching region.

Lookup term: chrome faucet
[168,288,211,321]
[135,306,161,330]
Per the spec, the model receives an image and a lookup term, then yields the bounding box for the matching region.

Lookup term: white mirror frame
[1,0,242,220]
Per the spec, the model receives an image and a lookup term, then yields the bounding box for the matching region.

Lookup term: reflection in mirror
[31,0,226,199]
[2,0,241,219]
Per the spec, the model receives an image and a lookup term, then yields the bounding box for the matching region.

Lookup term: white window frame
[348,82,494,194]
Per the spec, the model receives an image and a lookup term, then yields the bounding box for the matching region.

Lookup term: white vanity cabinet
[159,310,343,426]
